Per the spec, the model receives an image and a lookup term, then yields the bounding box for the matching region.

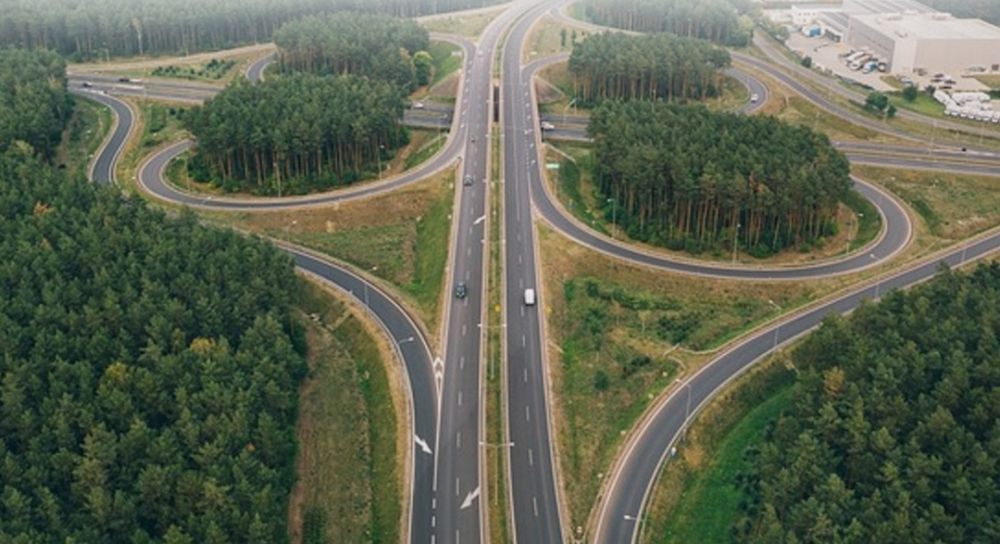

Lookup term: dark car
[463,175,474,186]
[81,81,93,88]
[454,282,468,299]
[118,77,131,83]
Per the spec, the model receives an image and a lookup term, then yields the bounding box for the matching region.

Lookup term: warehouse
[846,12,1000,75]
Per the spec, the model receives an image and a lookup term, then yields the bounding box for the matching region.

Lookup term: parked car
[750,93,760,103]
[413,101,425,109]
[81,81,93,88]
[540,121,555,131]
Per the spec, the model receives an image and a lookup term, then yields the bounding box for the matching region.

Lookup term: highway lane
[502,2,570,542]
[70,90,135,184]
[78,81,440,544]
[244,52,275,82]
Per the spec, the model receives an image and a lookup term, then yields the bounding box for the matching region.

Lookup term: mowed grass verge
[218,166,456,338]
[855,165,1000,241]
[421,10,501,38]
[644,361,795,544]
[537,224,819,535]
[56,94,114,179]
[289,279,403,544]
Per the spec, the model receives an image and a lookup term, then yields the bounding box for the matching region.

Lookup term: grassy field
[404,132,446,171]
[855,165,1000,241]
[524,15,590,62]
[428,40,462,88]
[116,98,190,193]
[219,167,456,336]
[288,279,402,544]
[151,58,237,81]
[975,75,1000,89]
[537,225,820,532]
[56,95,113,179]
[642,361,795,544]
[421,10,500,38]
[544,142,879,265]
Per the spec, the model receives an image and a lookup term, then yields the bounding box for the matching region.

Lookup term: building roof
[842,0,933,15]
[852,12,1000,40]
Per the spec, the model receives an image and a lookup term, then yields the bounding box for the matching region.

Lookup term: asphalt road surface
[502,2,570,542]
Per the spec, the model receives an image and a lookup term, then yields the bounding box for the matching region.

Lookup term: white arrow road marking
[433,357,445,394]
[415,434,433,455]
[460,487,480,510]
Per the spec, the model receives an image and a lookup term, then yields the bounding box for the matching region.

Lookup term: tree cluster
[737,264,1000,543]
[865,91,897,118]
[184,74,406,195]
[0,47,72,160]
[589,101,851,255]
[0,0,502,60]
[568,32,731,104]
[0,149,306,542]
[274,12,430,92]
[580,0,753,46]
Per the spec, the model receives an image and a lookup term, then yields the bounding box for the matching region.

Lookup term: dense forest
[0,148,306,542]
[579,0,753,46]
[184,74,406,195]
[926,0,1000,25]
[0,0,502,60]
[589,102,851,255]
[736,265,1000,542]
[568,32,731,104]
[274,13,430,92]
[0,48,72,160]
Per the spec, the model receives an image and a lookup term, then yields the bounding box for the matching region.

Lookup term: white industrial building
[846,12,1000,75]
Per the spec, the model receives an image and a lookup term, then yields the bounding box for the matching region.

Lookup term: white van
[523,288,536,306]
